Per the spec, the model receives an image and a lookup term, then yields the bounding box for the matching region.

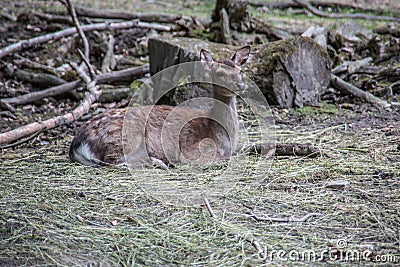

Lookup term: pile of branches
[0,0,200,146]
[212,0,399,109]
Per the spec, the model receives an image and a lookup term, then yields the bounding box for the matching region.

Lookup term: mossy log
[148,36,331,107]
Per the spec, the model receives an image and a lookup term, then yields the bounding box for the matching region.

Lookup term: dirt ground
[1,0,399,266]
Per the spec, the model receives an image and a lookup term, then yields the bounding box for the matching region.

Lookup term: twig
[248,212,321,223]
[293,0,400,23]
[1,80,81,109]
[0,64,149,108]
[252,240,264,255]
[0,20,172,60]
[66,0,90,61]
[32,11,73,25]
[70,62,90,83]
[204,198,216,218]
[330,74,391,109]
[101,35,116,73]
[13,54,59,76]
[77,49,96,79]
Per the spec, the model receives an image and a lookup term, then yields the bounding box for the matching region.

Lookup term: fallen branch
[74,4,182,23]
[13,54,59,76]
[0,128,43,149]
[248,0,394,15]
[66,0,90,61]
[332,57,373,75]
[0,64,149,108]
[4,64,67,88]
[246,143,324,158]
[293,0,400,23]
[248,212,321,223]
[0,85,101,144]
[32,11,73,25]
[330,74,391,109]
[0,20,172,60]
[96,64,149,84]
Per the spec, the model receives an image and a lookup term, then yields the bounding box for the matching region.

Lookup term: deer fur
[69,46,250,167]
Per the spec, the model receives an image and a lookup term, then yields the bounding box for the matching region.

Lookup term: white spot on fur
[73,142,99,166]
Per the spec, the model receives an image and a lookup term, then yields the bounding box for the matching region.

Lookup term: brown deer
[69,46,250,167]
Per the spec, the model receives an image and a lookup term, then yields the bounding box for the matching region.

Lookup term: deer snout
[236,81,246,92]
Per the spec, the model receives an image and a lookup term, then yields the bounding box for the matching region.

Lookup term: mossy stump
[148,36,331,107]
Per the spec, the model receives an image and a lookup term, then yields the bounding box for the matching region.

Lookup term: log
[148,36,331,108]
[212,0,254,32]
[330,74,391,109]
[74,4,182,23]
[293,0,400,23]
[4,64,67,88]
[0,20,172,60]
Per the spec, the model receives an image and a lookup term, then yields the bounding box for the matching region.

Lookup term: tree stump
[148,36,331,108]
[250,37,331,107]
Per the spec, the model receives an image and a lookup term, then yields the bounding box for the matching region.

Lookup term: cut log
[212,0,254,32]
[148,36,331,108]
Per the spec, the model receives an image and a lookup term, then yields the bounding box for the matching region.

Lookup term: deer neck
[209,85,239,146]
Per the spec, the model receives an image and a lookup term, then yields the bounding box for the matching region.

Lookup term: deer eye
[216,71,224,77]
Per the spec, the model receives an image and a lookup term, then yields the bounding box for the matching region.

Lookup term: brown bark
[74,4,182,23]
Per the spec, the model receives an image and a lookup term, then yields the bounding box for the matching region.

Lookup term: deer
[69,46,250,168]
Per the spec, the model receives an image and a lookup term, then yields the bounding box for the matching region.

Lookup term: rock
[148,36,331,108]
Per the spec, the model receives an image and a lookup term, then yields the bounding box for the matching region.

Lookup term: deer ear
[200,49,214,68]
[231,46,250,66]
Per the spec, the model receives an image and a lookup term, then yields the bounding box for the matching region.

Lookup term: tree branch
[0,20,172,60]
[330,74,391,109]
[74,4,182,23]
[66,0,90,61]
[0,64,149,108]
[293,0,400,23]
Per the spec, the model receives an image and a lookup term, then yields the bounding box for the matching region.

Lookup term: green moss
[294,103,339,116]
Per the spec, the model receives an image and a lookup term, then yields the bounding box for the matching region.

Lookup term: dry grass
[1,105,399,266]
